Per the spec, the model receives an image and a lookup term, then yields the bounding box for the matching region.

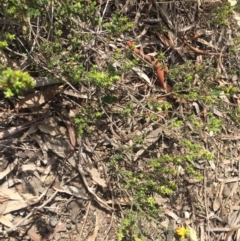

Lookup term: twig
[78,201,92,241]
[1,190,58,235]
[183,39,228,56]
[126,41,168,88]
[225,224,240,241]
[0,113,49,140]
[102,184,115,241]
[77,139,113,212]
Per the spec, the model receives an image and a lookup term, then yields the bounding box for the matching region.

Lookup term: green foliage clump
[212,2,233,26]
[0,68,34,97]
[104,11,134,35]
[74,105,103,136]
[117,211,142,241]
[87,66,120,87]
[206,113,223,132]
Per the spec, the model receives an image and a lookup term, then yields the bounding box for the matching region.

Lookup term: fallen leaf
[132,66,151,85]
[0,160,18,180]
[17,86,62,109]
[0,200,8,215]
[165,209,181,222]
[42,134,71,158]
[17,91,52,109]
[213,197,221,212]
[38,124,60,136]
[106,196,133,205]
[53,182,89,199]
[145,127,162,144]
[187,225,198,241]
[87,212,99,241]
[90,168,106,188]
[1,188,38,214]
[27,229,41,241]
[0,214,13,227]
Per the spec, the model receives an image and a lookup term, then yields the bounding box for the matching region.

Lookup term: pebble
[49,216,58,227]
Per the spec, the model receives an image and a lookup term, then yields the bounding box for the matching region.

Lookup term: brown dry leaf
[145,127,162,144]
[1,188,38,214]
[134,149,145,161]
[90,167,106,188]
[62,119,76,148]
[53,182,89,199]
[38,124,63,136]
[17,91,52,109]
[69,200,82,223]
[132,66,151,86]
[0,160,18,180]
[213,197,221,212]
[106,197,133,205]
[87,211,99,241]
[187,225,198,241]
[155,31,173,47]
[20,124,39,140]
[42,134,71,158]
[27,229,41,241]
[153,193,168,206]
[17,85,63,109]
[0,200,9,215]
[63,89,88,98]
[165,209,181,222]
[0,214,13,228]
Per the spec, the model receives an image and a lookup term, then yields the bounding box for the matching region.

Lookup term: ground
[0,0,240,241]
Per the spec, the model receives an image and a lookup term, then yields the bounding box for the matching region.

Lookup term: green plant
[117,211,143,241]
[169,118,183,129]
[188,114,202,129]
[74,105,99,136]
[104,11,134,35]
[147,99,172,112]
[229,37,240,54]
[0,68,35,97]
[234,0,240,12]
[122,101,133,117]
[212,2,233,26]
[87,65,120,87]
[206,113,223,132]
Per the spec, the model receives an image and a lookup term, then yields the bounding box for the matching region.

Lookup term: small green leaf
[101,95,117,104]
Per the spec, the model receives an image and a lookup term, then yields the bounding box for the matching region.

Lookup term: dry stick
[41,65,79,93]
[78,164,113,211]
[126,41,168,88]
[102,185,115,241]
[77,139,113,212]
[224,224,240,241]
[78,201,92,241]
[0,113,49,140]
[1,190,58,235]
[204,166,210,240]
[183,40,228,56]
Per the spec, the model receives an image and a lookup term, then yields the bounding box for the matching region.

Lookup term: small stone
[222,186,231,198]
[49,217,58,227]
[66,222,72,230]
